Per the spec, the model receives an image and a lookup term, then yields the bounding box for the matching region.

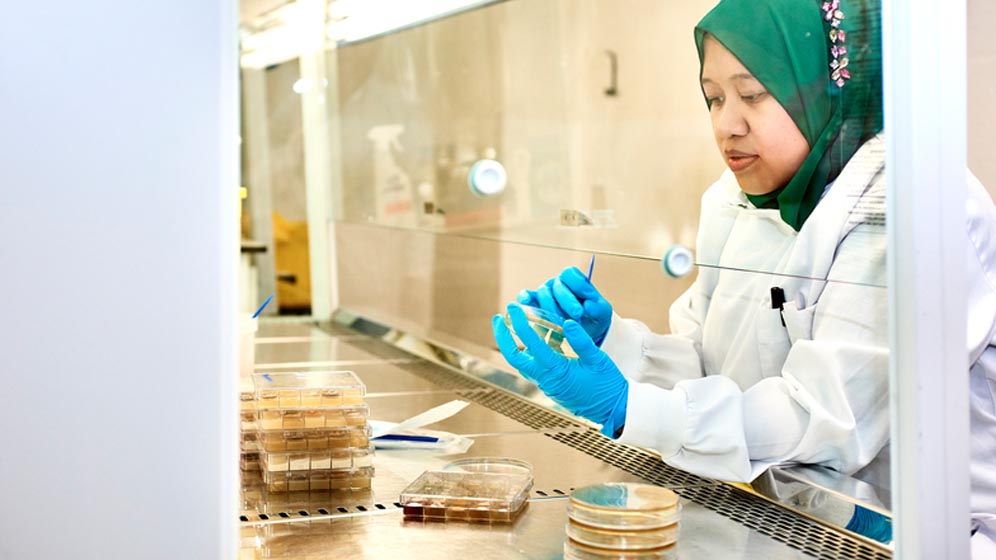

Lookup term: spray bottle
[368,124,415,227]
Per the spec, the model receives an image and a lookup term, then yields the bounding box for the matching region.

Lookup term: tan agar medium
[399,470,533,523]
[563,538,677,560]
[566,518,678,551]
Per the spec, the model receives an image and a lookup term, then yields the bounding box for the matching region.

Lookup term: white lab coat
[601,135,996,541]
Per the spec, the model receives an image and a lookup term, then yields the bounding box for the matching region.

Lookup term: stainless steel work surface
[242,498,810,560]
[242,318,892,559]
[253,321,337,339]
[242,432,657,515]
[365,392,552,435]
[374,432,655,495]
[362,360,518,395]
[254,357,501,396]
[255,338,414,367]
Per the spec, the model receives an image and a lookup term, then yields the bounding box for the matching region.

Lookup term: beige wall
[558,0,722,253]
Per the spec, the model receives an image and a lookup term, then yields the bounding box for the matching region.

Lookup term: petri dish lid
[253,370,364,391]
[569,483,680,530]
[566,519,678,551]
[564,538,677,560]
[443,457,533,476]
[399,470,533,513]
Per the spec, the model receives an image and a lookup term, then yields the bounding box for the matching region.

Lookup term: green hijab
[694,0,883,231]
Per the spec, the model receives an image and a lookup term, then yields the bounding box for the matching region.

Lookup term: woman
[493,0,996,549]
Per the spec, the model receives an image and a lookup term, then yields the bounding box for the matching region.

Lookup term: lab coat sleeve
[599,284,707,389]
[618,223,889,483]
[597,282,713,462]
[966,173,996,519]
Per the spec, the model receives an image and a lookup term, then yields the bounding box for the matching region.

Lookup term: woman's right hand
[517,266,613,346]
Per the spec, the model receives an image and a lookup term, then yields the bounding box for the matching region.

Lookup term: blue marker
[586,253,596,282]
[373,434,440,443]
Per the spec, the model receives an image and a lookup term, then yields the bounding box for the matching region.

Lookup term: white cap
[662,245,694,278]
[468,159,507,196]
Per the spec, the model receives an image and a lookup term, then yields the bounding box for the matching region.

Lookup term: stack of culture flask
[252,371,373,492]
[239,379,261,474]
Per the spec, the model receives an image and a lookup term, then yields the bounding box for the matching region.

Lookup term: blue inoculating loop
[262,373,273,383]
[252,293,275,319]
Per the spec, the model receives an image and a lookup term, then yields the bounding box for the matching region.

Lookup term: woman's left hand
[493,303,628,437]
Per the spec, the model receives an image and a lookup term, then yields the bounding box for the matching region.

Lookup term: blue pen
[586,253,596,282]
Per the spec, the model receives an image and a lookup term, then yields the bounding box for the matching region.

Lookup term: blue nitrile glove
[516,266,613,346]
[845,505,892,544]
[493,303,628,437]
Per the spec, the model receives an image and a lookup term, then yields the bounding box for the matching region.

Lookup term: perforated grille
[241,501,403,524]
[396,360,497,392]
[470,389,584,430]
[546,428,710,487]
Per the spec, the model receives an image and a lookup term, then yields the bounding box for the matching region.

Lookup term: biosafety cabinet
[233,0,995,558]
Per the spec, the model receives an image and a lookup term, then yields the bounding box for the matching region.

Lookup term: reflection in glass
[331,0,715,259]
[752,465,892,544]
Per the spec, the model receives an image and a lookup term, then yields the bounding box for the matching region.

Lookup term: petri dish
[568,483,680,530]
[443,457,533,476]
[504,304,575,356]
[566,519,678,551]
[399,470,533,523]
[563,538,677,560]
